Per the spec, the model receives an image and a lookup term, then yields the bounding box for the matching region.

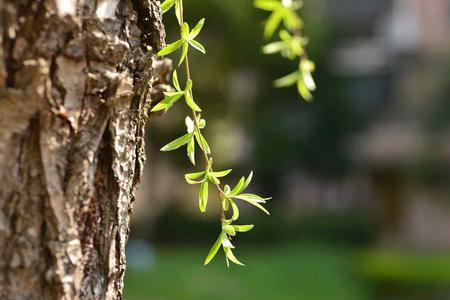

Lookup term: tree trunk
[0,0,168,299]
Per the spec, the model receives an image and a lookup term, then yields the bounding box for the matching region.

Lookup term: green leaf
[188,40,206,54]
[181,22,190,38]
[204,233,223,265]
[242,171,253,192]
[179,42,189,66]
[199,181,209,213]
[230,177,245,196]
[158,39,183,56]
[222,225,236,236]
[233,195,270,215]
[212,169,232,178]
[195,132,211,154]
[224,247,245,266]
[273,71,299,88]
[187,136,195,165]
[235,193,271,203]
[185,78,193,91]
[161,0,176,13]
[233,225,254,232]
[262,41,285,54]
[208,172,220,185]
[190,18,205,39]
[184,90,202,112]
[254,0,280,11]
[150,91,184,112]
[297,79,312,101]
[160,133,192,152]
[185,171,206,184]
[264,9,283,39]
[222,196,230,211]
[221,235,234,248]
[230,199,239,221]
[174,0,182,25]
[172,70,181,91]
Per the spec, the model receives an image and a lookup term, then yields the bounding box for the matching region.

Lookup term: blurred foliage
[150,209,376,246]
[124,243,372,300]
[358,250,450,285]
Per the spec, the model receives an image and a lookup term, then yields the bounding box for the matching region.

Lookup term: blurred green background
[125,0,450,299]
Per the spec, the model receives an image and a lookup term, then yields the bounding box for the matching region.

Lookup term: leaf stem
[178,0,226,221]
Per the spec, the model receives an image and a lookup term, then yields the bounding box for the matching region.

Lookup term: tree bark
[0,0,168,299]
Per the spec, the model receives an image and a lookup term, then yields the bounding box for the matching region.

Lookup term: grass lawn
[124,242,372,300]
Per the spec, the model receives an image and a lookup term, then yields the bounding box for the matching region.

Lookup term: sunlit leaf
[172,70,181,91]
[230,199,239,221]
[160,133,192,152]
[187,137,195,165]
[204,233,223,265]
[224,247,245,266]
[233,225,254,232]
[254,0,280,11]
[190,18,205,39]
[221,235,234,248]
[273,71,299,88]
[161,0,176,14]
[264,9,284,39]
[185,171,206,184]
[199,181,209,213]
[157,39,183,56]
[175,0,182,25]
[212,169,232,178]
[179,42,189,66]
[189,40,206,54]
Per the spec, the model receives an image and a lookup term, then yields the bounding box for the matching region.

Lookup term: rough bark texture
[0,0,169,299]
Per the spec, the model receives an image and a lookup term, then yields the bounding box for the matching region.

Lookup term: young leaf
[224,247,245,266]
[234,196,270,215]
[185,171,206,184]
[190,18,205,39]
[195,133,210,154]
[174,0,182,25]
[181,22,190,38]
[160,133,192,152]
[188,40,206,54]
[172,70,181,91]
[273,71,299,88]
[187,137,195,165]
[242,171,253,192]
[158,39,183,57]
[199,181,209,213]
[185,116,195,134]
[264,9,283,39]
[235,193,271,203]
[254,0,280,11]
[221,235,234,248]
[204,233,223,265]
[233,225,254,232]
[179,42,189,66]
[222,196,230,211]
[262,41,285,54]
[230,177,245,196]
[297,79,312,101]
[151,91,183,112]
[230,199,239,221]
[184,90,202,112]
[212,169,232,178]
[161,0,176,13]
[222,225,236,236]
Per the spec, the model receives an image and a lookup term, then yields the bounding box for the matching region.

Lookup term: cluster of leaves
[255,0,316,100]
[157,0,271,266]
